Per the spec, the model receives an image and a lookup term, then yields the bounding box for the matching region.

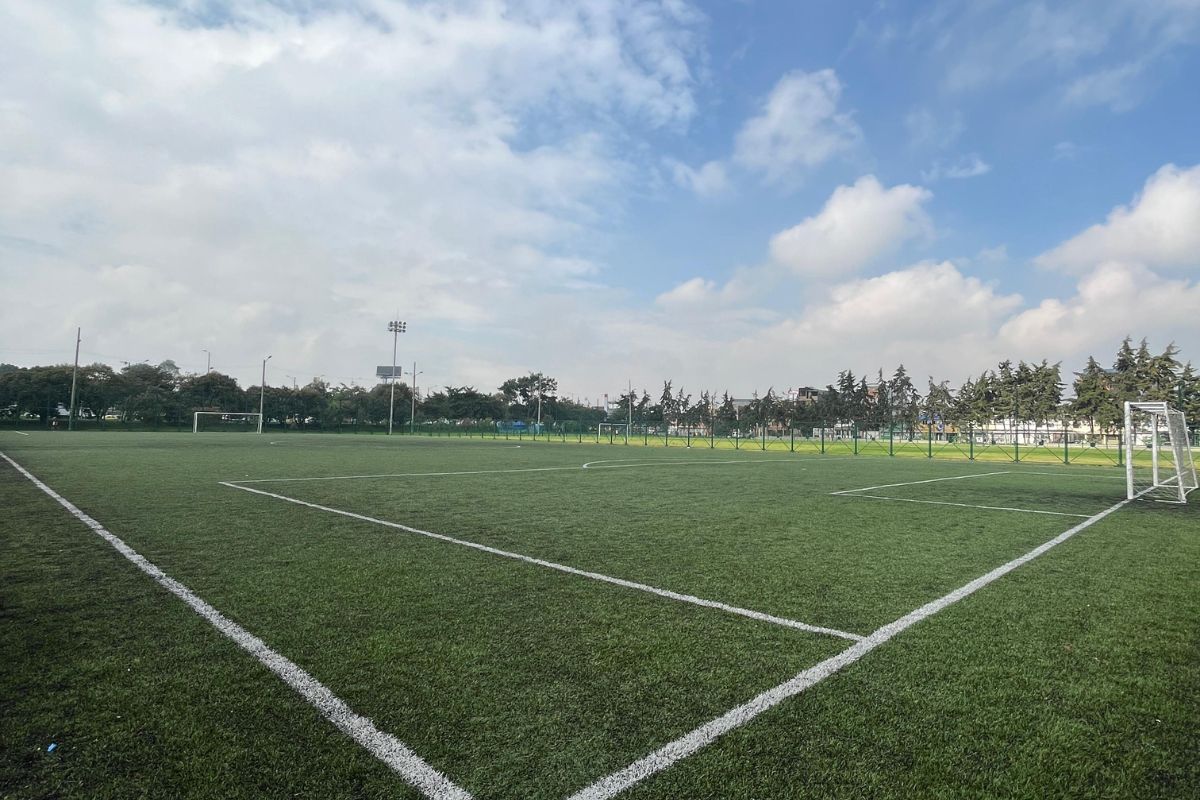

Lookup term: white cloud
[655,277,720,307]
[768,176,933,278]
[1036,163,1200,273]
[0,0,707,389]
[664,158,729,197]
[733,69,861,185]
[904,108,964,150]
[1000,262,1200,357]
[921,154,991,182]
[1064,61,1148,112]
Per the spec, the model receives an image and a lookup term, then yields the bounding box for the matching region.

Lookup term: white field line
[234,465,585,483]
[235,458,802,484]
[1011,470,1126,481]
[10,430,30,436]
[220,481,864,642]
[0,452,472,800]
[582,458,794,469]
[847,494,1093,519]
[567,491,1139,800]
[829,470,1009,496]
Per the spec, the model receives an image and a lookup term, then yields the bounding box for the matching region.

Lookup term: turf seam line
[829,470,1010,495]
[845,494,1093,518]
[0,452,473,800]
[220,481,865,642]
[566,491,1140,800]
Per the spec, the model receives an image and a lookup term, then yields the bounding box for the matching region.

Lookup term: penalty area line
[843,494,1093,518]
[220,481,863,643]
[566,491,1138,800]
[829,470,1009,495]
[0,452,472,800]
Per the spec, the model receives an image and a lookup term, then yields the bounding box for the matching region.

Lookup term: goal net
[1124,402,1198,503]
[193,411,263,434]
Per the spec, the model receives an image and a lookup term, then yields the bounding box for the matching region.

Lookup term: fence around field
[7,415,1197,469]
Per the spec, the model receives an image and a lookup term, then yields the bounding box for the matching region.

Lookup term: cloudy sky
[2,0,1199,400]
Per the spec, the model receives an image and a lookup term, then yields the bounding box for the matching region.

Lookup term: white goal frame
[598,422,630,443]
[1124,401,1197,503]
[193,411,264,434]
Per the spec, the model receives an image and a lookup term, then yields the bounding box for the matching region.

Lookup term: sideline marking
[846,494,1093,518]
[829,471,1009,495]
[10,431,31,436]
[221,481,864,642]
[567,492,1140,800]
[0,452,473,800]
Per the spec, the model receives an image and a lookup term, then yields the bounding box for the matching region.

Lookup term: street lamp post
[387,320,407,434]
[258,355,271,434]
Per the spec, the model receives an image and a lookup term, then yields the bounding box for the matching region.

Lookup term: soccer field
[2,432,1198,799]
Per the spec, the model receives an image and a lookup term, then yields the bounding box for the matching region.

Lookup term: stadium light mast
[258,355,271,434]
[202,349,211,373]
[387,319,407,435]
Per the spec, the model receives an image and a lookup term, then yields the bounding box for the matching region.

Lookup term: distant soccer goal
[1124,402,1197,503]
[598,422,630,443]
[193,412,264,434]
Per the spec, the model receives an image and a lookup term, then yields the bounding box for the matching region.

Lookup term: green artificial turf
[1,431,1197,799]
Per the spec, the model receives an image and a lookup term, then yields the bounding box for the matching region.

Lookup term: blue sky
[1,1,1198,399]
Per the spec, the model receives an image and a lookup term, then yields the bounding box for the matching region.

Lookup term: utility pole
[67,327,81,431]
[409,361,419,435]
[627,378,632,445]
[258,355,271,434]
[387,319,406,434]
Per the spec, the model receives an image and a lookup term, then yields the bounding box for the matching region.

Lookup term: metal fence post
[820,422,825,455]
[853,422,858,456]
[927,422,933,459]
[1063,420,1069,464]
[969,425,974,460]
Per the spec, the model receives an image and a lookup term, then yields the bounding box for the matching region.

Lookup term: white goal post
[1124,401,1198,503]
[193,411,264,434]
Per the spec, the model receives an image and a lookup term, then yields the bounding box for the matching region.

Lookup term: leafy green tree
[1070,356,1119,434]
[926,379,954,431]
[888,364,919,436]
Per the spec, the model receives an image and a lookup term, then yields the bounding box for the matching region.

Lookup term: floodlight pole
[258,355,271,434]
[387,319,407,434]
[202,349,211,373]
[67,327,81,431]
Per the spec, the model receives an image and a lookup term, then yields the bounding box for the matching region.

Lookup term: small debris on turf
[47,743,58,753]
